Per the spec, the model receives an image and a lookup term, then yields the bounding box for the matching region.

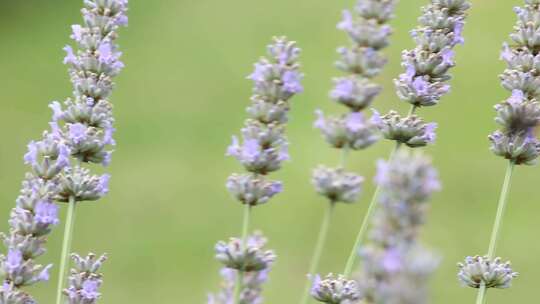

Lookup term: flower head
[312,166,364,204]
[458,256,518,289]
[311,274,361,304]
[215,232,276,272]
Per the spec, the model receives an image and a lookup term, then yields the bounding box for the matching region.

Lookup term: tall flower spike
[211,37,303,304]
[52,1,128,304]
[302,2,398,304]
[489,1,540,164]
[358,151,441,304]
[382,0,471,148]
[317,0,398,151]
[464,1,539,303]
[394,0,470,108]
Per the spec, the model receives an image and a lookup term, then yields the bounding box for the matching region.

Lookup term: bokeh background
[0,0,538,303]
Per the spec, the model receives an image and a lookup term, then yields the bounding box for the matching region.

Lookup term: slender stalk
[340,146,350,169]
[300,202,336,304]
[232,204,252,304]
[55,196,77,304]
[408,105,418,116]
[342,141,401,277]
[474,161,514,304]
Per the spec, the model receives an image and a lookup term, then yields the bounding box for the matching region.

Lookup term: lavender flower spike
[464,2,540,303]
[304,2,398,304]
[378,0,471,149]
[52,1,128,304]
[394,0,471,108]
[212,37,303,304]
[357,151,441,304]
[318,0,398,151]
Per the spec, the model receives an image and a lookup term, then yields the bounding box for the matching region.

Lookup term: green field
[0,0,537,303]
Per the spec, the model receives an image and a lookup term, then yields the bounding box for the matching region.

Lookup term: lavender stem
[475,161,515,304]
[300,202,335,304]
[55,196,77,304]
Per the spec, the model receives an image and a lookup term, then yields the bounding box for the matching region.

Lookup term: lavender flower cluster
[0,0,128,302]
[210,234,275,304]
[210,37,303,304]
[489,0,540,165]
[315,0,397,153]
[64,253,107,304]
[358,151,441,304]
[379,0,471,147]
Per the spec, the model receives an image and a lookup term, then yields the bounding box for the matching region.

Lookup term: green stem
[55,196,77,304]
[408,105,417,116]
[300,202,335,304]
[342,142,401,278]
[232,204,252,304]
[340,146,350,169]
[475,161,514,304]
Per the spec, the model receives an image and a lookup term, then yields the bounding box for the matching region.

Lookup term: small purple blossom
[508,89,524,106]
[441,49,455,66]
[50,101,64,121]
[331,78,355,101]
[412,77,429,95]
[337,10,354,31]
[38,264,53,281]
[282,70,304,94]
[5,249,23,273]
[97,174,111,196]
[345,112,365,132]
[23,142,38,166]
[63,45,77,65]
[382,249,403,273]
[68,123,88,144]
[34,201,59,225]
[453,21,465,45]
[81,280,101,300]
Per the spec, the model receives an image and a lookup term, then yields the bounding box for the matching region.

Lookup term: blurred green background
[0,0,538,303]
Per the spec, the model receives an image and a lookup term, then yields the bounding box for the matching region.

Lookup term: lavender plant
[209,37,303,304]
[301,2,398,303]
[52,1,128,303]
[341,0,471,283]
[0,1,127,303]
[356,151,441,304]
[460,1,540,302]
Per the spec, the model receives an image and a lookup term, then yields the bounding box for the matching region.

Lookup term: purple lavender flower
[458,256,518,289]
[227,174,283,206]
[377,110,438,148]
[312,166,364,204]
[215,232,276,272]
[64,253,107,304]
[249,37,303,103]
[394,1,470,108]
[315,110,380,150]
[358,151,441,303]
[5,250,23,274]
[34,201,59,225]
[213,37,302,304]
[208,268,271,304]
[491,2,540,165]
[55,166,111,202]
[282,70,304,94]
[310,274,360,304]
